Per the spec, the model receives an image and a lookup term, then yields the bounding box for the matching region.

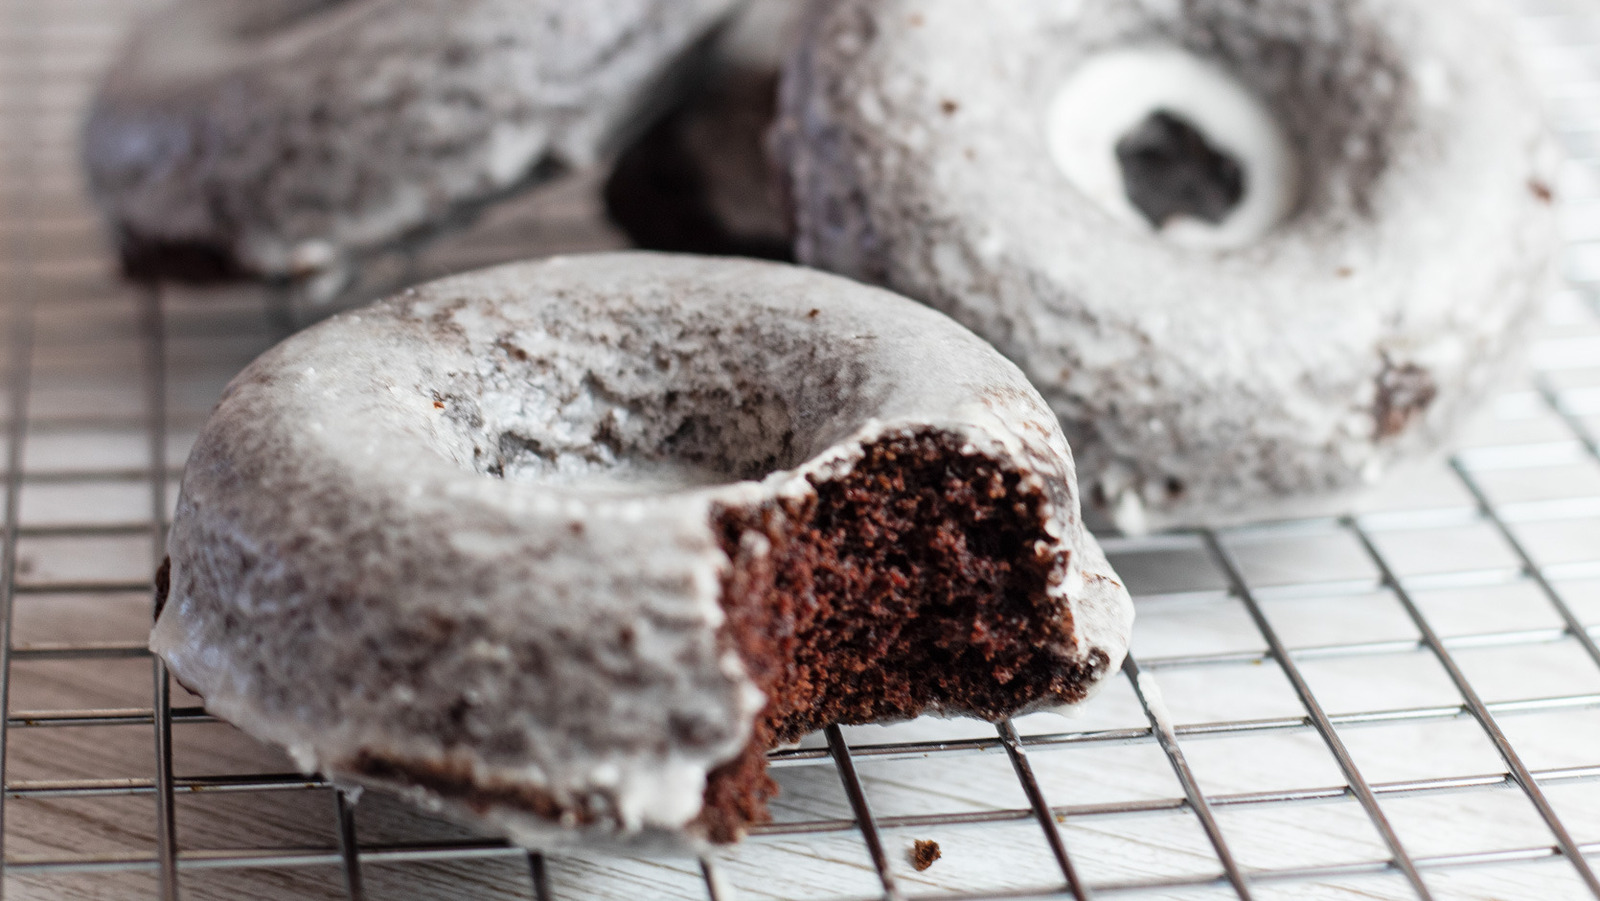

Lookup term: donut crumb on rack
[911,839,942,871]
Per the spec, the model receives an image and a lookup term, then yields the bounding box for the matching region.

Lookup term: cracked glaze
[152,253,1133,851]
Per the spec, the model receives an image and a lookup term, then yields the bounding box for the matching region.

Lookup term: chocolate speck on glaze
[1374,359,1439,440]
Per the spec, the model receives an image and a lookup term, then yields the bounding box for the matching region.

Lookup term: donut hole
[430,313,871,494]
[701,429,1103,839]
[1048,47,1297,249]
[1115,109,1246,228]
[1047,2,1409,246]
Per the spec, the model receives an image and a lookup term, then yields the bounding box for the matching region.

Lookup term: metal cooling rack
[5,1,1600,899]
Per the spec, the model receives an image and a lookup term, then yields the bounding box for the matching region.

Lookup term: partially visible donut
[775,0,1558,532]
[151,253,1133,850]
[84,0,738,296]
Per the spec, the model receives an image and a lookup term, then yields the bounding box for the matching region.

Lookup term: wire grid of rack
[5,1,1600,899]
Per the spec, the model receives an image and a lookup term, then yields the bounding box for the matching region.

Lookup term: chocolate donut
[775,0,1558,532]
[84,0,738,296]
[151,253,1133,850]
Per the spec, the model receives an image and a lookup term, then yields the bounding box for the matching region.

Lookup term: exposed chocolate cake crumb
[703,428,1100,838]
[911,838,942,871]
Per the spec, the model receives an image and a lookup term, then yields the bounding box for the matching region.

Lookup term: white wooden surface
[3,2,1600,900]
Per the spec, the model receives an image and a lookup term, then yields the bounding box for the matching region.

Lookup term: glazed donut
[775,0,1557,532]
[84,0,738,295]
[151,253,1133,850]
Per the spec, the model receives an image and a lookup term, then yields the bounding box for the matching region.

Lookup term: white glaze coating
[152,253,1133,851]
[84,0,738,285]
[775,0,1558,532]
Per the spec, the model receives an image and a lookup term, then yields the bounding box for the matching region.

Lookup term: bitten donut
[84,0,738,295]
[151,253,1133,851]
[775,0,1557,532]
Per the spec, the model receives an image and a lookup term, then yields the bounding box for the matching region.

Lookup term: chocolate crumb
[940,99,959,115]
[1530,179,1553,203]
[911,839,942,871]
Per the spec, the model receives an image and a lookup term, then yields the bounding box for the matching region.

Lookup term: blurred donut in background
[774,0,1558,533]
[83,0,741,302]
